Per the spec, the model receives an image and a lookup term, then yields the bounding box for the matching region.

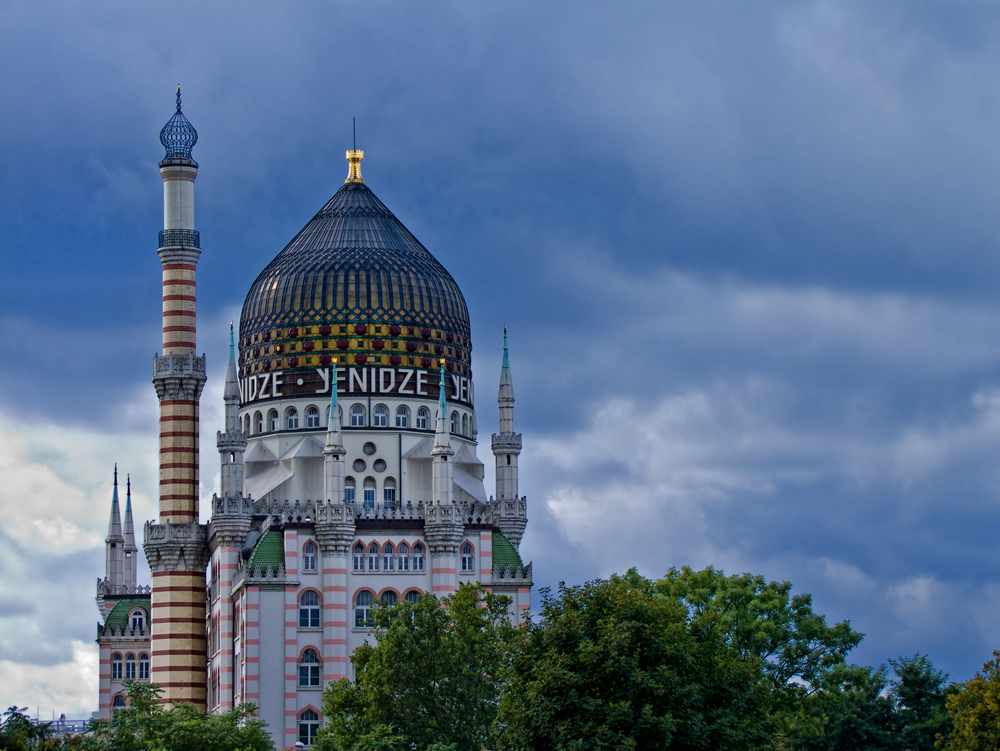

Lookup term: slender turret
[218,323,247,499]
[432,364,454,505]
[123,475,137,590]
[491,327,527,549]
[323,359,347,503]
[105,466,124,590]
[144,86,210,709]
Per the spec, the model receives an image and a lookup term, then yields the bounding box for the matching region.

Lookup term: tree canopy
[316,584,515,751]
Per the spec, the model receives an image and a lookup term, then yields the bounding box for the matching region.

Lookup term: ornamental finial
[160,86,198,163]
[346,149,364,183]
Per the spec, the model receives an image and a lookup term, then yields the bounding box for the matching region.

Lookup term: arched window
[125,653,136,679]
[416,407,429,430]
[344,477,356,505]
[286,407,299,430]
[139,653,149,680]
[462,414,468,436]
[350,404,366,427]
[395,406,409,428]
[298,648,320,687]
[461,543,475,572]
[372,404,388,427]
[398,543,409,571]
[299,591,320,628]
[254,411,263,434]
[383,543,394,571]
[130,609,145,631]
[383,478,396,510]
[381,591,398,608]
[243,414,250,435]
[405,590,421,604]
[303,542,317,572]
[306,405,320,428]
[267,409,279,432]
[353,543,365,571]
[450,411,459,434]
[298,709,320,747]
[355,591,374,627]
[111,653,122,680]
[112,694,126,711]
[413,544,425,572]
[363,478,376,512]
[367,543,380,570]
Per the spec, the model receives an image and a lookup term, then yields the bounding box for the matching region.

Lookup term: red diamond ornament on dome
[421,357,431,368]
[354,354,367,365]
[389,325,401,336]
[288,356,299,367]
[303,341,315,351]
[421,328,431,338]
[389,354,401,366]
[319,354,332,366]
[289,327,299,337]
[406,341,417,352]
[320,324,332,336]
[373,339,384,350]
[434,344,444,355]
[354,324,367,335]
[337,339,349,350]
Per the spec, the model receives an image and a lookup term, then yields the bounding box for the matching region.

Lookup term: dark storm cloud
[3,0,1000,704]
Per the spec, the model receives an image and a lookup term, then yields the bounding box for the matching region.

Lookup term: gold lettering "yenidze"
[239,367,473,406]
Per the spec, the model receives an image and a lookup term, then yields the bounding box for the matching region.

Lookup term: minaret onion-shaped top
[159,85,198,164]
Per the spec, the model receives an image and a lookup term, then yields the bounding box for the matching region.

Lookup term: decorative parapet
[158,229,200,249]
[152,353,206,401]
[249,498,496,527]
[232,561,288,592]
[491,561,532,584]
[491,432,522,451]
[96,580,152,598]
[208,494,253,549]
[143,520,209,572]
[97,623,151,640]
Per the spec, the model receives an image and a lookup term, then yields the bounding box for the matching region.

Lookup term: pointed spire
[124,475,136,549]
[325,357,343,446]
[224,322,239,400]
[499,324,514,401]
[434,361,452,451]
[106,465,123,544]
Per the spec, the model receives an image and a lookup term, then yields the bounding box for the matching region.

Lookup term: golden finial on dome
[346,117,364,183]
[346,150,364,183]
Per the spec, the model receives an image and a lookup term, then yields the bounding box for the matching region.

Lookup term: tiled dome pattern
[240,182,471,379]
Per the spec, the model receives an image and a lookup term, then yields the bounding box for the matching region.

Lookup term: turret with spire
[123,475,137,590]
[491,327,527,549]
[218,323,247,500]
[105,466,124,591]
[323,358,347,504]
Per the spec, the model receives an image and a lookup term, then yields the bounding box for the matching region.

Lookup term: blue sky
[4,0,1000,716]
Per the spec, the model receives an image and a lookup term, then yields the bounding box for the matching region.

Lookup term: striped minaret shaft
[145,87,209,710]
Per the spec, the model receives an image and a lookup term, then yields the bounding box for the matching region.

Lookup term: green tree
[316,584,515,751]
[889,654,952,750]
[497,569,771,751]
[787,663,897,751]
[86,680,273,751]
[939,651,1000,751]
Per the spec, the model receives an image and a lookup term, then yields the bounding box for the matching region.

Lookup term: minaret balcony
[158,229,200,249]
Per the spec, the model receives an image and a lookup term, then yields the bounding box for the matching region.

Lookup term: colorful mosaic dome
[239,153,471,380]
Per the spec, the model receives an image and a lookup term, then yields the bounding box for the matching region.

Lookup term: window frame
[350,404,366,427]
[305,405,320,428]
[286,407,299,430]
[372,404,389,427]
[111,653,123,681]
[461,542,475,572]
[298,709,320,747]
[395,406,409,428]
[302,542,317,572]
[416,408,429,430]
[413,544,425,572]
[355,590,374,628]
[299,590,321,629]
[138,653,149,680]
[353,543,365,571]
[298,648,321,688]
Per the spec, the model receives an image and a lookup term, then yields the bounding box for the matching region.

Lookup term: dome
[239,159,471,382]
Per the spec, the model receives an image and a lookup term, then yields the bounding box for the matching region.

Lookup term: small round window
[363,442,377,456]
[353,459,366,472]
[373,459,387,472]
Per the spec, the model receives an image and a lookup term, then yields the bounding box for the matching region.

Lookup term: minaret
[323,359,346,503]
[492,327,527,549]
[144,86,210,709]
[425,363,461,596]
[218,323,247,499]
[105,466,124,591]
[123,475,137,590]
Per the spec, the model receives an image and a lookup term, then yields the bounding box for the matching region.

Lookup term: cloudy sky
[4,0,1000,717]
